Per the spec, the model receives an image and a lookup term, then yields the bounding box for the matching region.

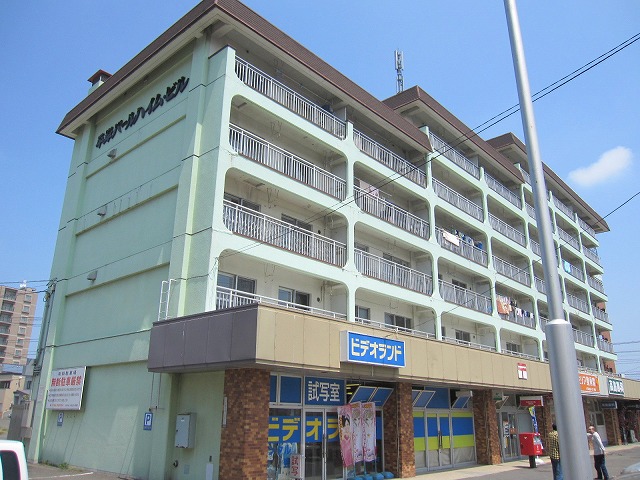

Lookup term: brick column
[472,390,501,465]
[383,382,415,478]
[219,368,270,480]
[604,409,622,445]
[539,394,553,450]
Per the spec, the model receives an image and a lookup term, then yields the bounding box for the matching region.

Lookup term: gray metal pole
[503,2,592,479]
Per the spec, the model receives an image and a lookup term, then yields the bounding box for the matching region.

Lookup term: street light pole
[503,1,592,479]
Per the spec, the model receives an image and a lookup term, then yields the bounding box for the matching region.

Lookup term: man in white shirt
[587,425,610,480]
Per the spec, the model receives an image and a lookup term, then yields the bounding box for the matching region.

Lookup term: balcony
[442,336,496,352]
[558,226,580,251]
[438,279,492,314]
[525,203,536,219]
[503,349,539,361]
[235,57,346,139]
[428,132,480,179]
[553,196,575,220]
[578,217,597,238]
[530,239,541,257]
[0,327,9,335]
[435,227,488,266]
[566,293,589,314]
[499,310,536,329]
[520,167,531,185]
[353,130,426,187]
[485,172,522,209]
[229,124,346,199]
[573,329,594,347]
[355,317,435,340]
[587,275,605,294]
[2,292,16,301]
[216,286,345,320]
[534,276,546,294]
[493,255,531,286]
[583,246,601,266]
[433,179,483,221]
[488,214,526,246]
[0,303,14,313]
[597,338,614,354]
[562,260,584,282]
[354,185,429,239]
[223,200,346,266]
[593,307,610,324]
[355,250,433,295]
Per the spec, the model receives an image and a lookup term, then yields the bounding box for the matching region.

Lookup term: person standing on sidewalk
[588,425,610,480]
[547,424,562,480]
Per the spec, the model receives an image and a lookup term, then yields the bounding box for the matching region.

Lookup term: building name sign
[95,76,190,149]
[340,331,405,368]
[608,378,624,396]
[46,366,87,411]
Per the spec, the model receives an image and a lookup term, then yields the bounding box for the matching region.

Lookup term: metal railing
[433,178,484,221]
[566,293,590,314]
[587,275,605,294]
[435,227,488,266]
[558,226,580,251]
[583,246,601,266]
[578,217,597,238]
[553,196,575,219]
[216,286,346,320]
[592,307,610,324]
[355,250,433,295]
[499,310,536,329]
[354,317,435,339]
[534,276,546,294]
[353,130,426,187]
[525,203,536,219]
[442,336,496,352]
[229,125,346,199]
[493,255,531,286]
[520,167,531,185]
[597,338,614,353]
[428,132,480,179]
[235,57,347,138]
[503,349,539,361]
[489,214,526,246]
[573,329,594,347]
[531,239,541,257]
[485,172,522,208]
[354,185,429,239]
[562,260,584,282]
[223,200,346,266]
[438,279,492,314]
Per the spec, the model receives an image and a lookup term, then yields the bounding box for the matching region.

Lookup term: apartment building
[0,285,36,367]
[29,1,640,479]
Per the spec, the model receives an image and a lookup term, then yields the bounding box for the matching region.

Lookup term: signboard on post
[46,367,87,411]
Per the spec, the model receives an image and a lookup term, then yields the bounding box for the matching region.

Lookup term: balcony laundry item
[497,296,511,315]
[563,260,572,274]
[515,307,523,317]
[443,231,460,246]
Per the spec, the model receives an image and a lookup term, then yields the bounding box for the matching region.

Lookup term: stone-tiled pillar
[383,382,415,478]
[472,390,502,465]
[219,368,270,480]
[539,394,554,449]
[604,409,622,445]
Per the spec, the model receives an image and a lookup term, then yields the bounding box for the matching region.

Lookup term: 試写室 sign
[340,331,405,368]
[46,367,87,411]
[305,377,345,406]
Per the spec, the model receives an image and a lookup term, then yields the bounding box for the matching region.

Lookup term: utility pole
[503,1,592,479]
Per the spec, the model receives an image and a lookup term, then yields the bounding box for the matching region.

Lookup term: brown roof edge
[487,133,610,233]
[384,86,523,184]
[57,0,432,154]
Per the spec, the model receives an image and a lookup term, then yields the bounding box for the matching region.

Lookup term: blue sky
[2,1,639,376]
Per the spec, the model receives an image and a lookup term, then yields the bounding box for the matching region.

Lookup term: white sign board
[46,367,87,411]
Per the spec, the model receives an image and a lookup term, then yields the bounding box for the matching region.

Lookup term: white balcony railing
[493,255,531,286]
[499,310,536,329]
[558,226,580,251]
[355,317,435,340]
[578,217,597,238]
[525,203,536,219]
[530,239,541,257]
[433,179,484,221]
[435,227,488,266]
[534,276,546,294]
[567,293,590,314]
[520,167,531,185]
[587,275,605,294]
[573,329,594,347]
[354,185,429,239]
[428,132,480,179]
[553,196,575,219]
[223,200,346,266]
[593,307,610,324]
[353,130,426,187]
[229,125,346,199]
[489,214,526,246]
[583,246,601,266]
[442,336,496,352]
[485,172,522,209]
[438,279,492,314]
[355,250,433,295]
[562,260,585,282]
[503,349,539,361]
[235,57,347,139]
[598,338,614,353]
[215,286,346,320]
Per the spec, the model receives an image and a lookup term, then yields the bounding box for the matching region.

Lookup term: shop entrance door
[426,413,452,469]
[304,409,343,480]
[499,412,520,461]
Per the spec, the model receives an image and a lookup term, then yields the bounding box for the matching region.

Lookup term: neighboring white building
[28,1,635,479]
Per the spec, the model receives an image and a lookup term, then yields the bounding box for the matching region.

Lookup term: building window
[384,313,412,330]
[355,305,370,320]
[20,316,28,324]
[0,381,10,389]
[224,193,260,212]
[278,288,310,308]
[281,214,312,231]
[24,294,32,303]
[452,279,468,289]
[217,272,256,294]
[506,342,521,353]
[455,330,471,343]
[14,349,21,357]
[18,327,26,336]
[354,243,369,252]
[22,305,30,313]
[15,338,23,346]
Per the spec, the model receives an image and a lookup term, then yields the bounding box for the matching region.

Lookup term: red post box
[519,432,543,467]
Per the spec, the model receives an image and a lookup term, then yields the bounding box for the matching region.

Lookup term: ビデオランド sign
[95,76,189,149]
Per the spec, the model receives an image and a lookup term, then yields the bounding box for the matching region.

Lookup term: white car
[0,440,28,480]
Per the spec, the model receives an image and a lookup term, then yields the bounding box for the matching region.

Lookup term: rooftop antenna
[395,49,404,94]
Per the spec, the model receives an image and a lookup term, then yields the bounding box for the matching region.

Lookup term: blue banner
[341,331,405,368]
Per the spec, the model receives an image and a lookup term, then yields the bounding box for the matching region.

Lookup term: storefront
[495,394,536,462]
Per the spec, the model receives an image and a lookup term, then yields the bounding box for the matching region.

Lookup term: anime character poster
[362,402,376,462]
[337,404,354,468]
[351,402,364,464]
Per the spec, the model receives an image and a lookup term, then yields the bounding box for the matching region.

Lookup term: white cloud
[568,146,633,187]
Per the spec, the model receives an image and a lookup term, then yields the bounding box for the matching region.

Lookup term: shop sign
[608,378,625,396]
[519,395,544,407]
[290,454,303,479]
[46,366,87,411]
[340,331,405,368]
[624,403,640,410]
[304,377,345,406]
[579,372,599,393]
[601,401,618,409]
[517,363,528,380]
